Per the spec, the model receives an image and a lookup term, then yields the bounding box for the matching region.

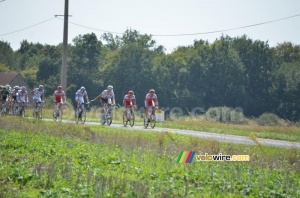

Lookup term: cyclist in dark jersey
[0,86,10,111]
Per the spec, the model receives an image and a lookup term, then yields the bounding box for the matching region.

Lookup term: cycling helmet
[39,85,44,89]
[57,85,62,89]
[80,86,85,91]
[149,89,155,93]
[128,90,134,95]
[107,85,113,90]
[22,86,26,90]
[14,86,20,90]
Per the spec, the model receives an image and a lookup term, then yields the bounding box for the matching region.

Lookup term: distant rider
[53,85,66,118]
[123,90,137,120]
[91,85,116,121]
[75,86,90,115]
[144,89,159,126]
[31,85,45,108]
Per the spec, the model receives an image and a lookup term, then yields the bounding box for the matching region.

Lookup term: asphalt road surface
[62,119,300,149]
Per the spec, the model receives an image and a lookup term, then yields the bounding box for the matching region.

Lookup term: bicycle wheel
[150,114,156,129]
[2,106,7,116]
[12,104,18,116]
[123,111,128,127]
[129,111,134,127]
[57,109,63,122]
[106,113,112,126]
[33,111,40,119]
[0,108,4,117]
[39,109,43,119]
[75,111,79,124]
[53,111,57,121]
[20,107,25,117]
[144,118,148,128]
[81,109,86,124]
[101,120,106,125]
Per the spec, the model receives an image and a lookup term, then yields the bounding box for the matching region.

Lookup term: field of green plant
[0,117,299,197]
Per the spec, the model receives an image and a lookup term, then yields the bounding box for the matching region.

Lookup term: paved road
[74,120,300,149]
[45,118,300,149]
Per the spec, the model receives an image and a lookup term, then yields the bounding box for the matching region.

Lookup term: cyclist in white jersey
[9,86,20,110]
[10,86,19,102]
[91,85,116,120]
[31,85,45,108]
[75,86,90,109]
[144,89,159,125]
[18,86,29,103]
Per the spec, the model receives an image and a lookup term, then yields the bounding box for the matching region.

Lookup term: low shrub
[256,113,282,126]
[205,106,247,124]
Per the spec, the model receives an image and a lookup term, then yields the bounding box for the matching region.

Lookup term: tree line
[0,29,300,121]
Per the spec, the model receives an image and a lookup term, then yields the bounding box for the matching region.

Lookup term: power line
[0,17,56,37]
[1,13,300,38]
[152,13,300,36]
[55,13,300,37]
[55,17,123,35]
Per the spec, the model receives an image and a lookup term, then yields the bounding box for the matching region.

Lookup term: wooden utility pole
[61,0,69,91]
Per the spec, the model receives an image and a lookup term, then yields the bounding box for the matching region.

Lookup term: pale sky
[0,0,300,53]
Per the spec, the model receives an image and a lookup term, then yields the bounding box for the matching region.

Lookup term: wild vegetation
[0,117,299,197]
[16,104,300,142]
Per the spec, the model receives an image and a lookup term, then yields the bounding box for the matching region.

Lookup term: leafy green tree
[100,34,155,105]
[17,40,43,70]
[68,33,103,102]
[161,46,193,109]
[34,45,62,96]
[0,41,18,70]
[202,37,246,108]
[232,35,276,117]
[101,33,121,51]
[0,63,10,72]
[273,42,300,121]
[274,42,300,63]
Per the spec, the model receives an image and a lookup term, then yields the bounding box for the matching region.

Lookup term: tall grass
[0,118,299,197]
[20,104,300,142]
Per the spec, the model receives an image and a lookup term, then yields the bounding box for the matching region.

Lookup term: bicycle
[33,101,44,119]
[101,103,114,126]
[19,102,27,118]
[0,102,9,117]
[75,103,89,124]
[11,101,20,116]
[53,103,64,122]
[144,106,157,129]
[123,106,135,127]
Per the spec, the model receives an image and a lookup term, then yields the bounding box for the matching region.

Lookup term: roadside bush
[256,113,282,126]
[205,106,247,124]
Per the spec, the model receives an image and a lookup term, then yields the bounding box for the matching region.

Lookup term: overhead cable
[1,13,300,37]
[152,13,300,36]
[55,13,300,36]
[0,17,56,36]
[57,14,300,37]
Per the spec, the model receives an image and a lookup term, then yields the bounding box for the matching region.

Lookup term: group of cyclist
[0,84,29,115]
[76,85,159,125]
[1,83,159,125]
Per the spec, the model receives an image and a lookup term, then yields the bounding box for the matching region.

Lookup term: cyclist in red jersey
[53,86,66,118]
[123,90,137,120]
[144,89,159,125]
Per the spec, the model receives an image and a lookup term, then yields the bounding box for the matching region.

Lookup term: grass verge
[0,117,299,197]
